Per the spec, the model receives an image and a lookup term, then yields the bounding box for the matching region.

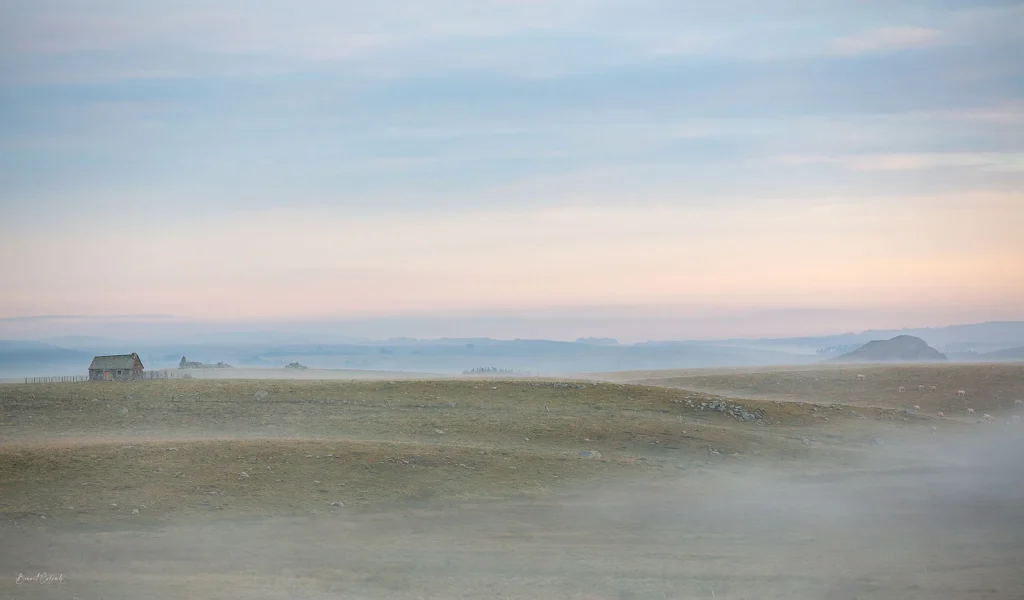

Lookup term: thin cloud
[831,27,942,55]
[0,314,177,322]
[778,153,1024,173]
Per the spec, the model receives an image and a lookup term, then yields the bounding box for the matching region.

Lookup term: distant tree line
[463,366,529,375]
[815,344,861,356]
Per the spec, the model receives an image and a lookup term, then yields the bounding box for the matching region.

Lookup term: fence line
[24,375,89,384]
[141,371,185,380]
[23,370,186,384]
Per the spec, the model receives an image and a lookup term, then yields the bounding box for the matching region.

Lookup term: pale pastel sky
[1,1,1022,341]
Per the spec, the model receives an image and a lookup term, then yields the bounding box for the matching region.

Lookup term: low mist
[5,426,1021,599]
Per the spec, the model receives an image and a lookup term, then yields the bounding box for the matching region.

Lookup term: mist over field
[3,373,1023,599]
[3,319,1024,380]
[3,0,1024,597]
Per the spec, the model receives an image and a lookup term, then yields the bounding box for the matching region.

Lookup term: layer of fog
[3,427,1021,599]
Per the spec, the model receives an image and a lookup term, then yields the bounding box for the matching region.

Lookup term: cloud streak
[832,27,943,55]
[778,152,1024,172]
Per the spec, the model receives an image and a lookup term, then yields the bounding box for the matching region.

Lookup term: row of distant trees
[463,366,529,375]
[815,344,861,356]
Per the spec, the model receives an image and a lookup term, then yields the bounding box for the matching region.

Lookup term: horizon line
[1,318,1019,346]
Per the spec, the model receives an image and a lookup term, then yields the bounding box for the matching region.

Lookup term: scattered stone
[254,390,269,401]
[434,429,445,434]
[330,501,344,507]
[578,450,602,459]
[119,407,129,415]
[240,472,249,478]
[872,437,886,446]
[132,509,139,515]
[801,438,812,446]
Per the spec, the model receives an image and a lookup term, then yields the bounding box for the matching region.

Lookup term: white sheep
[929,385,937,392]
[957,390,966,398]
[857,374,866,381]
[918,385,925,392]
[967,408,975,415]
[898,386,906,393]
[1014,399,1023,407]
[937,411,945,418]
[914,405,921,411]
[983,414,995,423]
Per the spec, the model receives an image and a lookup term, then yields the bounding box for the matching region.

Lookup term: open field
[589,362,1024,414]
[173,367,447,380]
[2,365,1023,599]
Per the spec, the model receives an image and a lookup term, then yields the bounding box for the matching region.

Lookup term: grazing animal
[1015,399,1023,407]
[957,390,966,398]
[918,385,926,392]
[983,414,995,423]
[914,405,921,411]
[967,408,975,415]
[929,385,937,392]
[937,412,945,418]
[857,374,866,381]
[898,386,906,393]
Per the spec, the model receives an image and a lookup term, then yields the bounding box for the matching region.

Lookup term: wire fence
[24,375,89,384]
[23,370,186,384]
[141,370,185,380]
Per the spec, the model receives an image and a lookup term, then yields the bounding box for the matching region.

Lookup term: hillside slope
[832,335,947,362]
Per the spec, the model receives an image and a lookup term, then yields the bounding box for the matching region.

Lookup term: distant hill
[0,340,91,377]
[667,321,1024,355]
[831,335,947,362]
[575,337,619,345]
[0,340,89,363]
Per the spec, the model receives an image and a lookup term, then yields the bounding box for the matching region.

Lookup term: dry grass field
[1,364,1022,599]
[592,363,1024,414]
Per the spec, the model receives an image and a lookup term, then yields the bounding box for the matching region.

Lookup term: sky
[1,0,1022,341]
